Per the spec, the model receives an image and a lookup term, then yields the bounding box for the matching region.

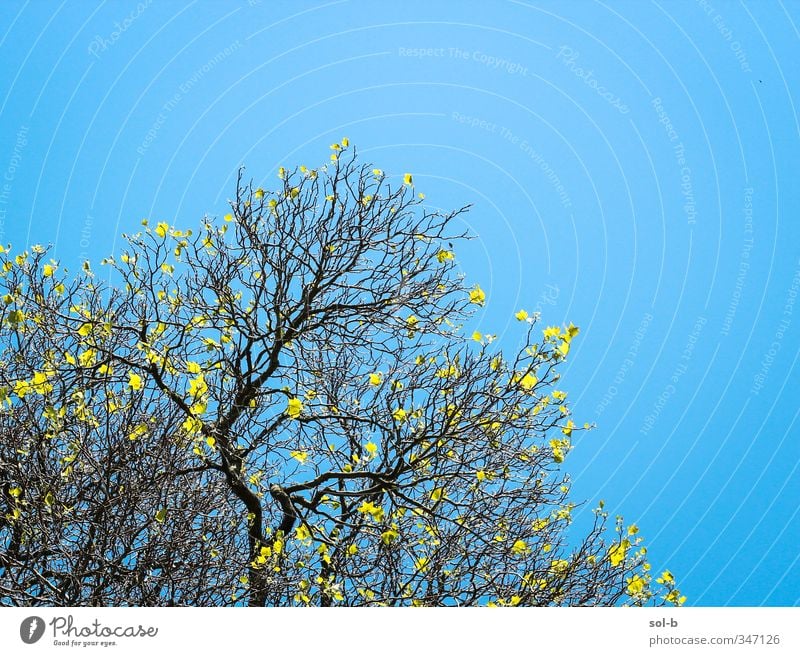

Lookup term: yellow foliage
[287,397,303,418]
[469,285,486,306]
[128,372,143,391]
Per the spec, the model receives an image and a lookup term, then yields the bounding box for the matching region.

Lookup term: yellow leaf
[155,508,167,523]
[365,441,378,456]
[182,416,202,434]
[357,500,384,522]
[469,285,486,306]
[287,397,303,419]
[128,372,143,391]
[532,518,548,531]
[515,309,528,321]
[43,264,55,277]
[565,323,580,341]
[511,539,528,555]
[392,407,407,422]
[155,222,169,238]
[78,349,96,367]
[368,372,382,386]
[128,424,149,441]
[608,541,628,567]
[188,374,208,397]
[543,326,561,340]
[665,589,686,605]
[627,574,645,596]
[290,450,308,463]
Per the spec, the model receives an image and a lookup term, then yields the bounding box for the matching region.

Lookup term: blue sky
[1,0,798,605]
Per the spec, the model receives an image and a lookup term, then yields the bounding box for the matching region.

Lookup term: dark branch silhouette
[0,144,685,607]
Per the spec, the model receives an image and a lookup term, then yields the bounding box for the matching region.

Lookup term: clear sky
[1,0,798,606]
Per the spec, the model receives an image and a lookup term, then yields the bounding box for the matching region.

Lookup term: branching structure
[0,145,684,607]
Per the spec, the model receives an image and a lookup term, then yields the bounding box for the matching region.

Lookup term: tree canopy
[0,143,684,607]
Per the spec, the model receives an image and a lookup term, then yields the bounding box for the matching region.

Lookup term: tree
[0,143,685,607]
